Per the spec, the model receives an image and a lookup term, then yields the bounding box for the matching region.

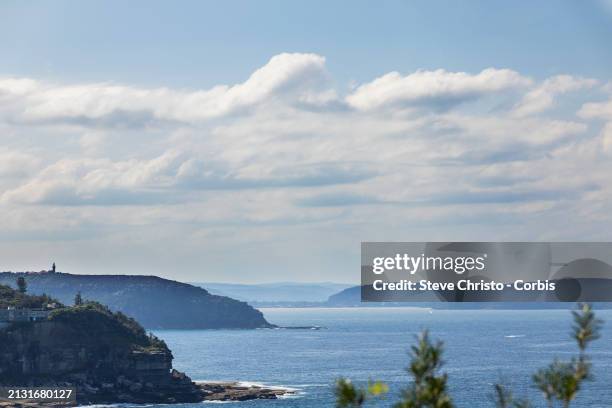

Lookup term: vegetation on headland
[48,301,169,352]
[0,283,60,309]
[0,282,166,352]
[335,304,602,408]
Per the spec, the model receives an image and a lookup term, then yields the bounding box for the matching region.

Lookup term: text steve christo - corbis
[369,253,556,292]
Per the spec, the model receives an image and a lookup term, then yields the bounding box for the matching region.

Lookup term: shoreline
[0,382,298,407]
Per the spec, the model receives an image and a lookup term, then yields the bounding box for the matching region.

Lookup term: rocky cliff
[0,272,273,329]
[0,299,202,404]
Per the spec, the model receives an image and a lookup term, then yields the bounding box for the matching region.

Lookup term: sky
[1,1,612,283]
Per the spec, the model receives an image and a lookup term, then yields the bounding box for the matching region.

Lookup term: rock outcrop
[199,382,296,401]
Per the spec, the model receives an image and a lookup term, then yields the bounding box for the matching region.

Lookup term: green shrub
[335,304,602,408]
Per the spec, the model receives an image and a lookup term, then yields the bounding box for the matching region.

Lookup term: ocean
[150,307,612,407]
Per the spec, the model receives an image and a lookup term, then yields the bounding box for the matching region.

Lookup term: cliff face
[0,286,290,405]
[0,272,273,329]
[0,304,202,404]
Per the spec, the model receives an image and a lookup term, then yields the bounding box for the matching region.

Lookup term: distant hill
[326,285,365,306]
[0,272,273,329]
[325,285,612,309]
[192,282,352,303]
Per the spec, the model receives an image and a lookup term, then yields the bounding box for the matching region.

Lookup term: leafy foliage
[530,303,601,408]
[335,378,367,407]
[492,384,530,408]
[335,378,388,407]
[16,277,27,294]
[335,304,602,408]
[0,283,61,309]
[394,331,453,408]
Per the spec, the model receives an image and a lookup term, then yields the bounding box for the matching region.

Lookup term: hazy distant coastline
[195,282,612,309]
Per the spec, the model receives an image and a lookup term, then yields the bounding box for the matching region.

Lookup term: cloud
[0,148,41,178]
[0,53,330,126]
[345,68,531,111]
[296,192,382,207]
[513,75,597,117]
[2,63,537,129]
[1,53,612,260]
[578,93,612,156]
[1,150,375,206]
[1,153,182,205]
[579,99,612,120]
[295,185,596,208]
[425,188,594,206]
[600,122,612,154]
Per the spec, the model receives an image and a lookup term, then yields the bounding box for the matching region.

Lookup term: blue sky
[2,0,612,87]
[1,1,612,283]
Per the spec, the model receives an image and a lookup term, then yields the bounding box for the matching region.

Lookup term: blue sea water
[151,308,612,408]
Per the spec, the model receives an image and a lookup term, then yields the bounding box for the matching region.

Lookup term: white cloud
[1,152,184,205]
[601,122,612,154]
[345,68,531,111]
[578,95,612,158]
[579,99,612,120]
[513,75,597,117]
[0,78,39,99]
[0,53,330,126]
[0,148,41,178]
[1,147,376,205]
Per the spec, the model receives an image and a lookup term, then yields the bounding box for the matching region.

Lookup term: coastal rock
[198,382,295,401]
